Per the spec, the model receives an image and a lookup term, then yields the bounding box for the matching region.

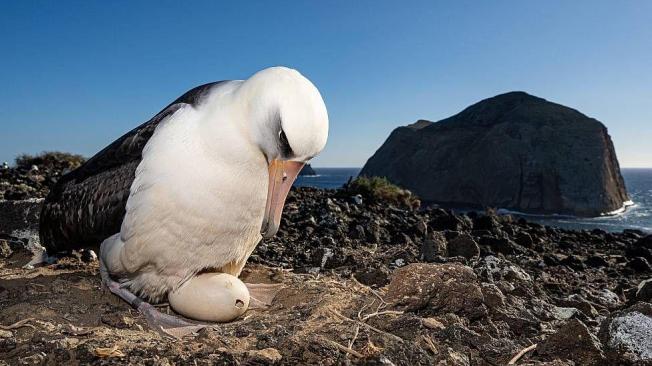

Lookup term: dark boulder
[420,231,447,262]
[447,234,480,260]
[539,318,606,365]
[599,302,652,364]
[636,279,652,302]
[636,235,652,249]
[629,257,652,273]
[360,92,629,217]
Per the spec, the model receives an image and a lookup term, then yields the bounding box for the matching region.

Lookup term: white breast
[117,84,268,294]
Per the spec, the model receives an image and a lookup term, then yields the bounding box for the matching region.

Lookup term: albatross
[39,66,328,336]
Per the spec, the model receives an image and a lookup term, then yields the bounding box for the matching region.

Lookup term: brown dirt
[1,256,446,365]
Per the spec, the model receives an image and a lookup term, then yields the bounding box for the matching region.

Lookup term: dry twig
[329,308,403,343]
[360,310,404,322]
[507,343,537,365]
[421,335,439,355]
[350,276,388,308]
[348,325,360,349]
[0,318,36,330]
[318,336,364,358]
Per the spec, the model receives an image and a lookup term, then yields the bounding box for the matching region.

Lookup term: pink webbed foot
[99,259,207,338]
[246,282,284,309]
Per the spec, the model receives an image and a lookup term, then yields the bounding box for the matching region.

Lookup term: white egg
[168,273,250,322]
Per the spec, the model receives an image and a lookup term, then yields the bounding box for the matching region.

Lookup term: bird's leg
[99,237,207,338]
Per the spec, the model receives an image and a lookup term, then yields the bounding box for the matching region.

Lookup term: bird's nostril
[235,299,245,308]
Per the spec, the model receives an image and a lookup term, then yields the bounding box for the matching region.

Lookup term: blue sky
[1,1,650,167]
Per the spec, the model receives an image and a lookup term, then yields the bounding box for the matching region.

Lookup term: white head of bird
[227,67,329,238]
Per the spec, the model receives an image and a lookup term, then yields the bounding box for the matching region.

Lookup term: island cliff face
[299,164,317,176]
[360,92,629,217]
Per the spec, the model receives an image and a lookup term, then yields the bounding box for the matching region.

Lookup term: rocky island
[1,153,651,365]
[360,92,630,217]
[298,163,317,176]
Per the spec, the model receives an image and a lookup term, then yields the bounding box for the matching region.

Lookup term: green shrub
[345,176,420,209]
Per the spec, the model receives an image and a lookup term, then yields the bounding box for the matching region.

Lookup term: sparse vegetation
[1,151,86,200]
[344,176,420,209]
[15,151,86,171]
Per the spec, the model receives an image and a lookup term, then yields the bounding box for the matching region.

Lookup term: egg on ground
[168,273,250,322]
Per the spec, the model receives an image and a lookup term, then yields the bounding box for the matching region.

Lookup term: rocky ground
[0,152,84,200]
[1,154,652,365]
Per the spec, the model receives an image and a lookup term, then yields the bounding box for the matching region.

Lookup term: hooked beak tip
[260,220,278,238]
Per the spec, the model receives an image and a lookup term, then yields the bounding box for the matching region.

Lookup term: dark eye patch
[279,129,294,158]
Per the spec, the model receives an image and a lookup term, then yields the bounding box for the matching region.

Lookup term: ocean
[294,168,652,233]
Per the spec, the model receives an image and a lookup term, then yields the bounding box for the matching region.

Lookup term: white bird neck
[194,80,270,171]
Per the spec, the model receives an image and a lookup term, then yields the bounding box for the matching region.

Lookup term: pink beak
[260,160,305,238]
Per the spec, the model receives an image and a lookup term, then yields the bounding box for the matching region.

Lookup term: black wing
[40,81,225,252]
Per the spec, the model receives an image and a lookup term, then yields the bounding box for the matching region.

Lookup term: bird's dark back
[39,81,223,252]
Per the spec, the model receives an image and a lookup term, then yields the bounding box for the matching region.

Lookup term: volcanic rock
[599,302,652,364]
[360,92,629,216]
[420,231,447,261]
[2,151,651,365]
[447,233,480,260]
[0,199,42,234]
[636,279,652,302]
[385,263,487,320]
[0,152,85,200]
[539,318,606,364]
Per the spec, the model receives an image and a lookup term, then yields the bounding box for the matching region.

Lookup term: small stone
[502,263,532,283]
[352,225,366,239]
[473,214,501,232]
[600,302,652,363]
[196,327,224,348]
[101,313,135,329]
[550,306,580,320]
[416,220,428,235]
[630,257,652,272]
[636,279,652,302]
[0,240,12,258]
[585,255,609,268]
[246,348,282,364]
[0,330,13,338]
[420,231,447,262]
[539,319,605,364]
[514,232,534,247]
[0,336,16,353]
[80,249,98,263]
[481,283,505,309]
[608,312,652,359]
[354,267,390,287]
[479,236,525,255]
[422,317,445,330]
[352,194,363,205]
[447,234,480,260]
[20,353,46,365]
[568,295,599,317]
[636,235,652,249]
[592,288,621,309]
[314,247,334,269]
